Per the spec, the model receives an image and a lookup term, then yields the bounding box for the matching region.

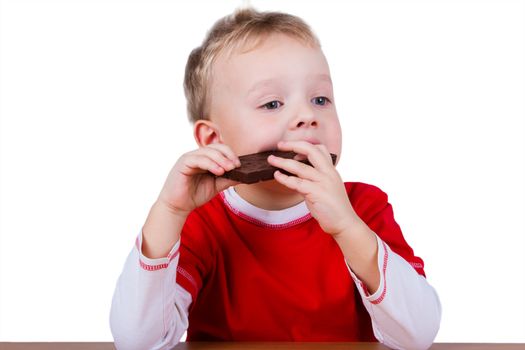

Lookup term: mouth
[254,138,323,154]
[300,138,321,145]
[284,137,322,146]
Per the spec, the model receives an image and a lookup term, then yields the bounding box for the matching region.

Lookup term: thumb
[215,177,240,193]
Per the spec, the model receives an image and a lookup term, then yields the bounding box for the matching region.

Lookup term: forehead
[211,33,330,90]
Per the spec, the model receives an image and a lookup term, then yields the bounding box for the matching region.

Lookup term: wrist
[142,200,188,259]
[331,210,364,239]
[155,198,191,220]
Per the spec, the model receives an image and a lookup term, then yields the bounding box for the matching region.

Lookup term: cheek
[326,122,343,155]
[223,122,281,155]
[240,118,282,152]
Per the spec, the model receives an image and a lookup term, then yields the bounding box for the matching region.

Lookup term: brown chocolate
[217,150,337,184]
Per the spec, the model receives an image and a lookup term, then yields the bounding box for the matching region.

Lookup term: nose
[290,104,318,129]
[296,119,317,128]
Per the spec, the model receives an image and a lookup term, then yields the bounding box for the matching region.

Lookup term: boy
[110,7,441,350]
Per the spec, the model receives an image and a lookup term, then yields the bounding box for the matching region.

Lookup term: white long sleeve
[111,232,440,350]
[347,235,442,350]
[110,233,191,350]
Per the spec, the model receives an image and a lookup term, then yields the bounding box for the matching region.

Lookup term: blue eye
[312,96,330,106]
[261,100,282,110]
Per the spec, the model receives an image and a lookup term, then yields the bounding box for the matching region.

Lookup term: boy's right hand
[156,143,241,217]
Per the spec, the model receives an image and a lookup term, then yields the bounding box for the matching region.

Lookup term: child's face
[207,33,342,161]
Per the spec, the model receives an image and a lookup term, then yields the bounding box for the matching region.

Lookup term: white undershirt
[223,186,310,225]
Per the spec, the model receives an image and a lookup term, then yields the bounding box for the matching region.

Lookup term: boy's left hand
[268,140,358,236]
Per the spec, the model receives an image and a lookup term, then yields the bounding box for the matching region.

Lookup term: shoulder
[185,193,228,225]
[181,193,229,246]
[344,181,389,205]
[343,182,390,222]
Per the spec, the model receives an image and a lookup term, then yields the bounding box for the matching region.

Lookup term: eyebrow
[246,74,332,97]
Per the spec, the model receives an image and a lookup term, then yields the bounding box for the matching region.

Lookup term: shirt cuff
[135,230,181,271]
[346,234,389,304]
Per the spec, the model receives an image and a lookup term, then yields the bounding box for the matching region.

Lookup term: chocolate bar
[217,150,337,184]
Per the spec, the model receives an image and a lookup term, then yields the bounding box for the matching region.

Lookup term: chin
[256,179,297,194]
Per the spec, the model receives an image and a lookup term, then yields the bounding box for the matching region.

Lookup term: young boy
[110,7,441,350]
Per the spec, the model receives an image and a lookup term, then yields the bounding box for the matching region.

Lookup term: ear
[194,119,222,147]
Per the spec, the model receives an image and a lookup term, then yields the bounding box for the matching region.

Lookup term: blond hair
[183,7,320,123]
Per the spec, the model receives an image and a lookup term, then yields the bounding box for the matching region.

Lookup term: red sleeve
[346,182,426,277]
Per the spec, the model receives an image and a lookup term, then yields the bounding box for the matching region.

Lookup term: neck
[234,180,304,210]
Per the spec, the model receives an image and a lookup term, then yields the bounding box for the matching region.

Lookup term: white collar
[220,186,312,228]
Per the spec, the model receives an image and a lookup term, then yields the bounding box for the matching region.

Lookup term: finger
[273,170,314,195]
[184,154,227,176]
[267,154,320,182]
[317,144,331,159]
[277,141,333,173]
[215,177,240,192]
[197,147,238,172]
[316,144,338,167]
[206,143,241,166]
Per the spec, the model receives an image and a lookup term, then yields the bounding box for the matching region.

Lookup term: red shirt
[175,182,425,341]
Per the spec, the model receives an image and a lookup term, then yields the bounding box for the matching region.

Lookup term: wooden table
[0,343,524,349]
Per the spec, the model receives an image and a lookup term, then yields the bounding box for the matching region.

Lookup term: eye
[261,100,282,110]
[312,96,330,106]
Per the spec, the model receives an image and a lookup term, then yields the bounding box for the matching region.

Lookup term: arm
[110,143,240,349]
[267,141,441,350]
[333,182,441,349]
[110,231,191,350]
[332,215,381,294]
[110,200,189,350]
[339,230,442,350]
[141,200,187,259]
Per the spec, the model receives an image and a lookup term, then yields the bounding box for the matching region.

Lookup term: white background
[1,0,524,343]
